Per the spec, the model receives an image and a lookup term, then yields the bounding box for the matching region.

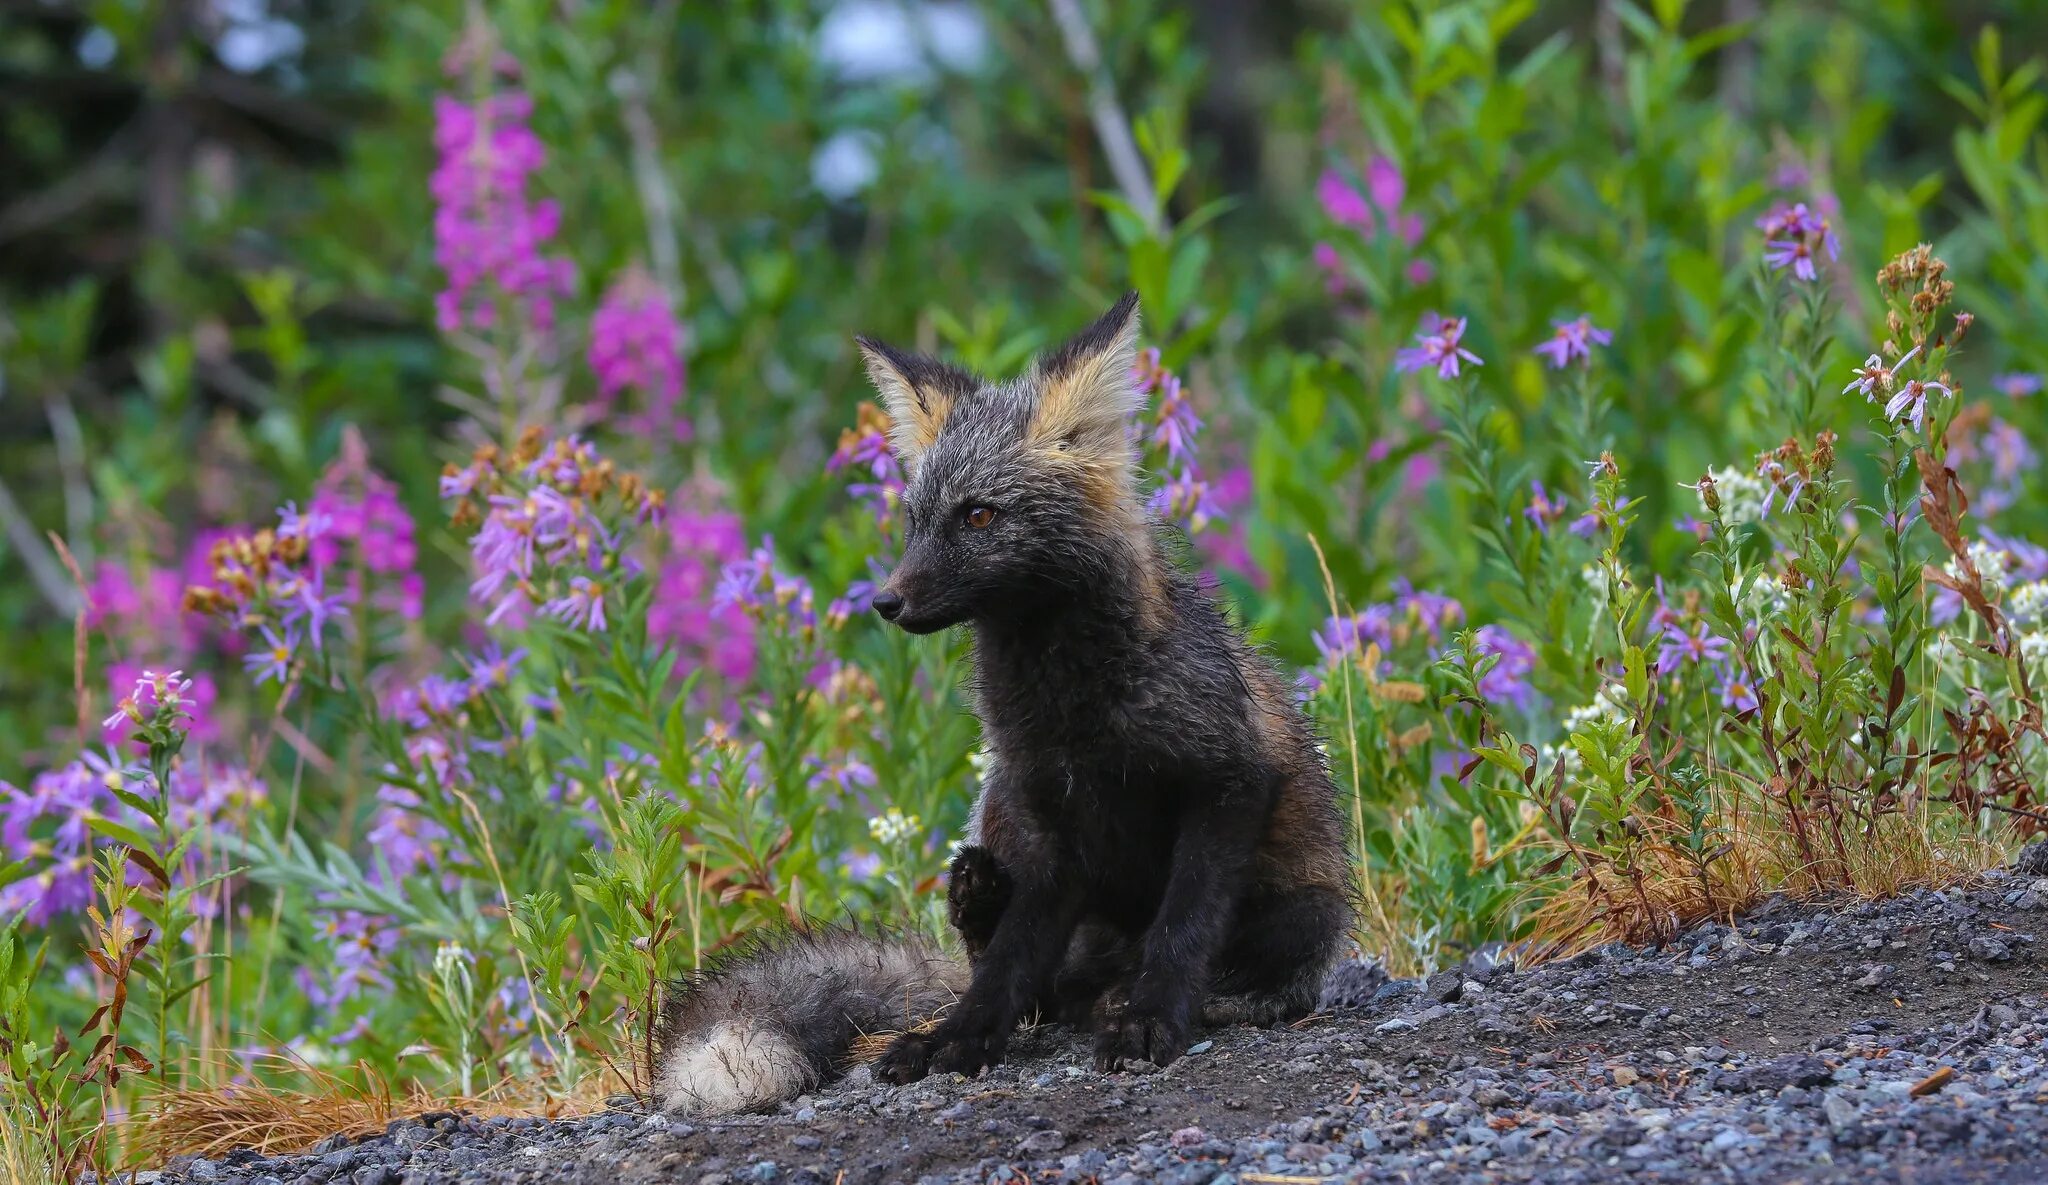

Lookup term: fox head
[855,291,1152,634]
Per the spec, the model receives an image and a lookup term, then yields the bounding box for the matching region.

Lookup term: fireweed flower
[1531,316,1611,369]
[588,266,690,440]
[430,80,574,333]
[649,503,756,684]
[1316,169,1374,230]
[1884,377,1952,433]
[310,432,423,621]
[1394,314,1482,379]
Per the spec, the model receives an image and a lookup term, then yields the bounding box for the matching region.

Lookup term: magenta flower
[648,503,756,685]
[588,266,691,441]
[1884,377,1952,432]
[430,85,575,334]
[1316,169,1373,230]
[1395,314,1482,379]
[1532,316,1611,369]
[1655,622,1733,676]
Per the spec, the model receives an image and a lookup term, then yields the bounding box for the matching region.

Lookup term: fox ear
[1027,291,1142,463]
[855,337,967,466]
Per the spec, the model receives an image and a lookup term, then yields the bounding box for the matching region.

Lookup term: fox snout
[872,547,961,634]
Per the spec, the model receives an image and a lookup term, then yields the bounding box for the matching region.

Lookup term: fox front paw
[875,1024,1006,1084]
[1093,1000,1192,1072]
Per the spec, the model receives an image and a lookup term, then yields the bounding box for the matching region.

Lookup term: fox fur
[653,293,1354,1115]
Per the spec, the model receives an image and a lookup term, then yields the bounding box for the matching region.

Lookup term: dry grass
[1518,793,2010,964]
[138,1056,612,1164]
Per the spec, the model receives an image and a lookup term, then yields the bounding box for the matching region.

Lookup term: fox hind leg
[1202,884,1351,1027]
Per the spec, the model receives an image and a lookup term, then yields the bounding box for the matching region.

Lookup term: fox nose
[871,590,905,621]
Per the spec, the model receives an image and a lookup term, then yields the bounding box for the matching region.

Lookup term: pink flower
[430,87,575,334]
[587,266,691,441]
[1316,169,1373,230]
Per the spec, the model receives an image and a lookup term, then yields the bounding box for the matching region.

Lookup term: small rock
[1969,936,2012,962]
[1375,1018,1417,1034]
[1428,971,1465,1004]
[1017,1130,1068,1155]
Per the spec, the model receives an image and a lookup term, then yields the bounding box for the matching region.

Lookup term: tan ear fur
[855,337,956,464]
[1026,292,1143,465]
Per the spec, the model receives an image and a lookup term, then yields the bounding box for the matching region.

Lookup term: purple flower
[243,624,298,686]
[540,574,610,632]
[462,643,528,690]
[1992,372,2041,399]
[282,570,349,649]
[1150,468,1224,535]
[1394,314,1482,379]
[1531,316,1611,369]
[1717,665,1759,712]
[1763,238,1817,281]
[1883,378,1951,432]
[1656,622,1733,676]
[715,539,817,630]
[1471,624,1537,710]
[1522,480,1569,531]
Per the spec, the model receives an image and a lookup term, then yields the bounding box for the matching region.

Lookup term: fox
[653,292,1354,1115]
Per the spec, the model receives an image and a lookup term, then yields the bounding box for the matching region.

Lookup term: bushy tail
[653,925,966,1115]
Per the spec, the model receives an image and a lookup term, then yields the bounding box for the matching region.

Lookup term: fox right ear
[855,337,964,466]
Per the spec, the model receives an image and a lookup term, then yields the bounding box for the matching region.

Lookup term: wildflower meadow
[6,0,2048,1174]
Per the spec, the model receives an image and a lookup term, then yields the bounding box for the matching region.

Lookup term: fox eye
[964,505,997,530]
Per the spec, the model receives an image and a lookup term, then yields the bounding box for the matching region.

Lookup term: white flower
[1702,465,1769,525]
[2020,631,2048,675]
[868,808,920,845]
[1733,572,1790,624]
[2008,581,2048,628]
[1945,541,2011,597]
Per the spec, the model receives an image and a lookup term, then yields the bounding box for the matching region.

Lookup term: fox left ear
[855,336,973,468]
[1026,291,1142,462]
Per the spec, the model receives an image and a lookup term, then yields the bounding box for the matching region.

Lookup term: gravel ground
[162,854,2048,1185]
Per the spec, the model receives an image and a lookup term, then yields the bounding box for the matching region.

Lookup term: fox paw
[945,846,1009,954]
[875,1026,1004,1084]
[1093,1001,1191,1072]
[874,1030,938,1085]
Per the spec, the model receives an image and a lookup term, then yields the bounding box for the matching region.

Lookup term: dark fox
[654,293,1353,1114]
